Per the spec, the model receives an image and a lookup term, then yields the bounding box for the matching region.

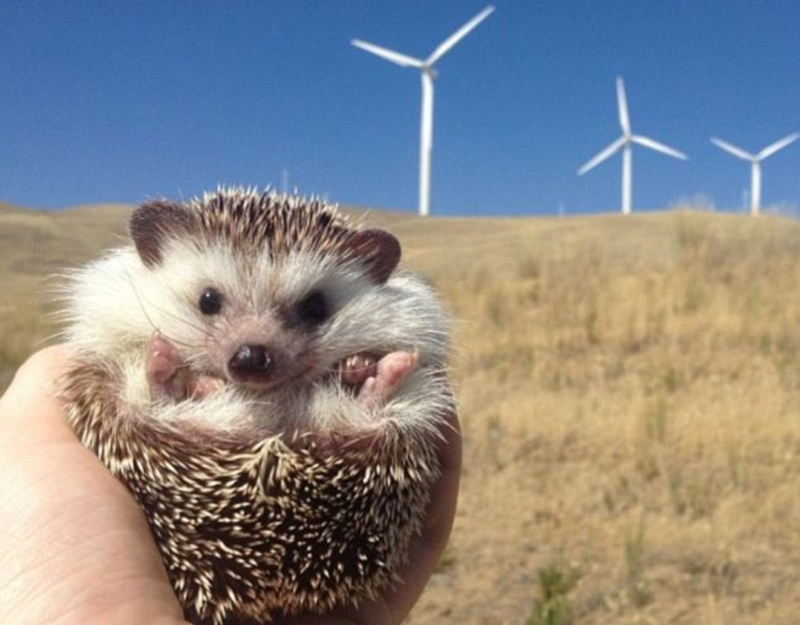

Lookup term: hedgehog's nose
[228,344,273,378]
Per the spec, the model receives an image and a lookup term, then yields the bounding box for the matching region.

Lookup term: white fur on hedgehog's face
[66,241,449,382]
[126,237,382,392]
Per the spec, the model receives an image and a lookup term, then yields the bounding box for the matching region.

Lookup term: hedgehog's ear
[345,229,401,284]
[130,200,197,268]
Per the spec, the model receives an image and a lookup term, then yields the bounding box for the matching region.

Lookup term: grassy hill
[0,202,133,387]
[4,203,800,624]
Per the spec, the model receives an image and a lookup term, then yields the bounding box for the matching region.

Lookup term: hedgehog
[58,188,453,625]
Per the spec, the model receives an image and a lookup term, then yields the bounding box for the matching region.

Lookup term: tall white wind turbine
[352,6,495,217]
[710,133,799,216]
[578,77,688,215]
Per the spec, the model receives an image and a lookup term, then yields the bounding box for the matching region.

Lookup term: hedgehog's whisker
[144,302,206,345]
[144,275,209,337]
[183,350,214,370]
[121,266,162,335]
[33,331,68,349]
[119,268,204,350]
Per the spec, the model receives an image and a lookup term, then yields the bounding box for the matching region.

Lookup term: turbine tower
[710,133,799,216]
[578,77,688,215]
[352,6,495,217]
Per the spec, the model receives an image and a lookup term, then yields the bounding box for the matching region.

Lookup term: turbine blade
[758,132,800,160]
[578,136,626,175]
[632,135,688,160]
[710,137,753,161]
[616,77,630,135]
[351,39,425,68]
[426,5,495,65]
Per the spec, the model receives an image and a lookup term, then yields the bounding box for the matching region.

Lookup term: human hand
[0,347,461,625]
[0,346,189,625]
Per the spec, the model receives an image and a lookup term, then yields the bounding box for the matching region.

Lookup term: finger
[0,345,78,445]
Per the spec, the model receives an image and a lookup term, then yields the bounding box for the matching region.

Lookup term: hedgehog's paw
[356,351,419,410]
[147,332,187,400]
[146,333,223,401]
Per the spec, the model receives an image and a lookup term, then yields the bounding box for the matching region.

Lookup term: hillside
[3,205,800,624]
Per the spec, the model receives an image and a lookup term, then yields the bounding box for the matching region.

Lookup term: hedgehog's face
[129,198,401,393]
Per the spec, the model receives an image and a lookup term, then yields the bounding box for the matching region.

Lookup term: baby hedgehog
[59,188,453,625]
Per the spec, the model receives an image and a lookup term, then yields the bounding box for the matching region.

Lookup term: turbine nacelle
[422,65,438,79]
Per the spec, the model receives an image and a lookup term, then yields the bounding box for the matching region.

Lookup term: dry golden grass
[0,203,130,388]
[399,210,800,625]
[4,204,800,624]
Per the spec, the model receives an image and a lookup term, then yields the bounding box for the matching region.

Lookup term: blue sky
[2,1,799,216]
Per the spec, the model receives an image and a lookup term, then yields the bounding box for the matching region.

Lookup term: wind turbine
[710,133,799,216]
[578,77,688,215]
[352,6,495,217]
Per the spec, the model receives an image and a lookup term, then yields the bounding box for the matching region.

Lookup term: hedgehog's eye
[199,288,223,315]
[296,290,329,326]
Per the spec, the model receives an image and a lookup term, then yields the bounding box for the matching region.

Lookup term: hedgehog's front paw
[339,351,418,410]
[147,333,223,401]
[339,353,379,387]
[147,332,188,400]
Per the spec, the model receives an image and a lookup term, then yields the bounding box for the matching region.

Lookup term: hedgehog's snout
[228,343,273,382]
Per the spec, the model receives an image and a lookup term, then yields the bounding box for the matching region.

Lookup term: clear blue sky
[2,1,799,216]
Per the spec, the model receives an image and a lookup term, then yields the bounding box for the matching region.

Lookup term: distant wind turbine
[352,6,495,217]
[578,77,688,215]
[710,133,799,216]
